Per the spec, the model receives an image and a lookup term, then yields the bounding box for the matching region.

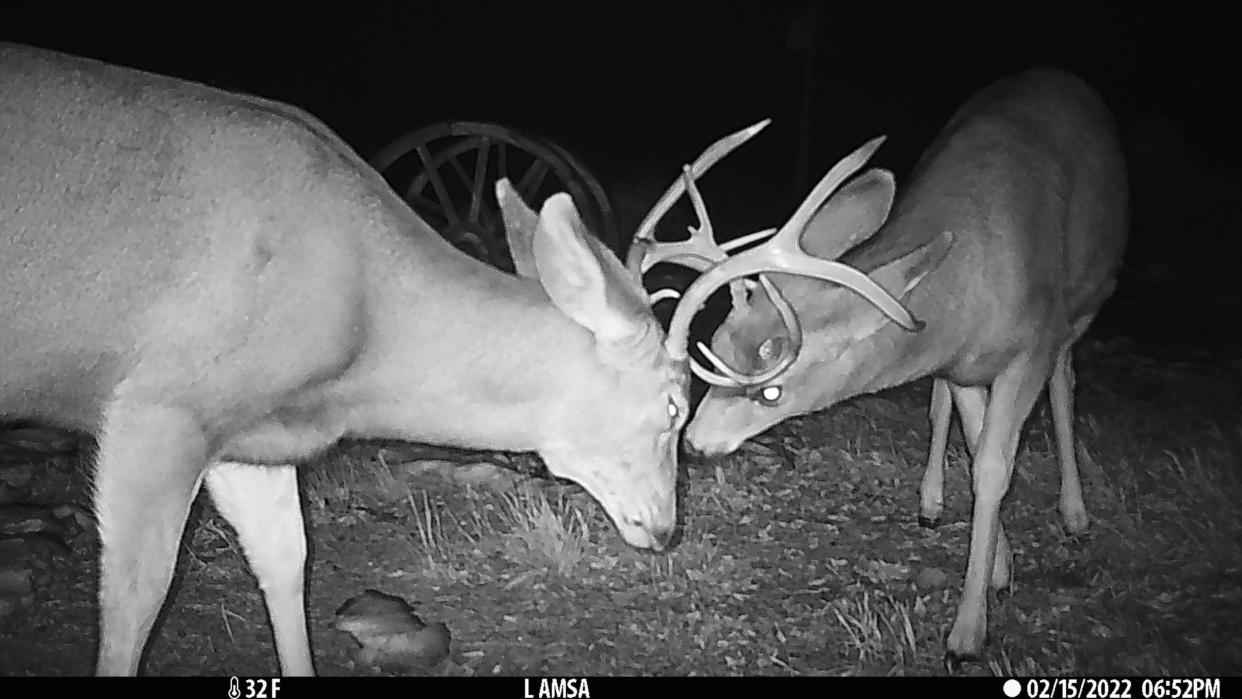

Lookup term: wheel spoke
[477,199,500,241]
[408,192,446,220]
[416,144,460,227]
[404,173,446,213]
[372,120,616,261]
[447,141,475,191]
[469,137,491,224]
[516,160,550,204]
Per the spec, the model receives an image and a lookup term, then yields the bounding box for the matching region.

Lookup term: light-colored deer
[2,41,686,674]
[0,43,893,675]
[629,68,1128,658]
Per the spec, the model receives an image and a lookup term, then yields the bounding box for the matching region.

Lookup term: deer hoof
[942,646,984,672]
[1062,514,1091,537]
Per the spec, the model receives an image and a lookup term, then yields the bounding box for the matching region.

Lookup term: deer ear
[873,230,954,299]
[800,168,896,260]
[496,179,540,279]
[532,193,652,344]
[830,231,953,342]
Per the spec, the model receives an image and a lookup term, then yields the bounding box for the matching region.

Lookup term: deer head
[628,131,944,456]
[493,182,687,549]
[687,165,953,455]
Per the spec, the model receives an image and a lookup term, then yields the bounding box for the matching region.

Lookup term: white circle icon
[1003,679,1021,697]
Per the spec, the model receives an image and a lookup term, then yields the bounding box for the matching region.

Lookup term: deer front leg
[919,382,1014,585]
[919,378,953,527]
[94,401,208,676]
[205,462,314,676]
[946,357,1050,659]
[945,384,1010,589]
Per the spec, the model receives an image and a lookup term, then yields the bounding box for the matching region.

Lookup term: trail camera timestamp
[1019,678,1221,699]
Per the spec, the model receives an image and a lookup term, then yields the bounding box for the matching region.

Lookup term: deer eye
[758,337,782,362]
[758,385,783,405]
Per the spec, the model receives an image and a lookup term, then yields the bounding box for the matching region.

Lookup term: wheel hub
[442,222,506,268]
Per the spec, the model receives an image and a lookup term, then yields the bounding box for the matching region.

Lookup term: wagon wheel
[370,121,618,273]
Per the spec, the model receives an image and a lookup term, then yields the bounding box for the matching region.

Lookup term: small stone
[916,566,950,589]
[0,566,34,596]
[334,589,452,670]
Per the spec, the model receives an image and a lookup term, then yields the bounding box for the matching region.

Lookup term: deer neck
[805,212,964,403]
[352,225,607,452]
[841,306,954,400]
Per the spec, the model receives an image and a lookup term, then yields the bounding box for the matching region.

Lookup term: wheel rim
[370,121,617,272]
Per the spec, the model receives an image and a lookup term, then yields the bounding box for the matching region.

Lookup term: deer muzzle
[683,427,748,458]
[683,398,764,457]
[583,470,676,551]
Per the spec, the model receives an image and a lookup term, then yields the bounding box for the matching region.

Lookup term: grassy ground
[0,337,1238,676]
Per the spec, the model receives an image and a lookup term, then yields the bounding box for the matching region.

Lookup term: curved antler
[625,119,772,279]
[664,135,925,386]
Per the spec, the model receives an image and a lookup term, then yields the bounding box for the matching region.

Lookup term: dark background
[3,2,1237,340]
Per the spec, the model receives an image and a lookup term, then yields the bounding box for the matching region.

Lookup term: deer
[0,42,914,675]
[627,67,1128,659]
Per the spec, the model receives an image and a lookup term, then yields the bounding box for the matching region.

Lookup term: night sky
[3,3,1236,286]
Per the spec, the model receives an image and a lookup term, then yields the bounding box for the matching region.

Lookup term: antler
[625,119,772,279]
[625,119,775,328]
[664,136,926,387]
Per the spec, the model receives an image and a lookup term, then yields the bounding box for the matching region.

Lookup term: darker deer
[630,68,1128,658]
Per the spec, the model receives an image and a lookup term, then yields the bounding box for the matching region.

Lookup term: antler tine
[771,136,889,249]
[650,288,682,303]
[625,119,771,278]
[630,165,729,277]
[719,227,779,254]
[664,136,924,385]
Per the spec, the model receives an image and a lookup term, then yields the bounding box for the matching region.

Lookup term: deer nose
[623,511,675,551]
[684,427,745,457]
[684,438,730,459]
[650,521,675,550]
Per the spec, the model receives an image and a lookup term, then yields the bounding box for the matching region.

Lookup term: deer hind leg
[920,378,953,527]
[946,355,1051,659]
[204,462,313,676]
[1049,328,1091,534]
[94,401,209,676]
[948,384,987,456]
